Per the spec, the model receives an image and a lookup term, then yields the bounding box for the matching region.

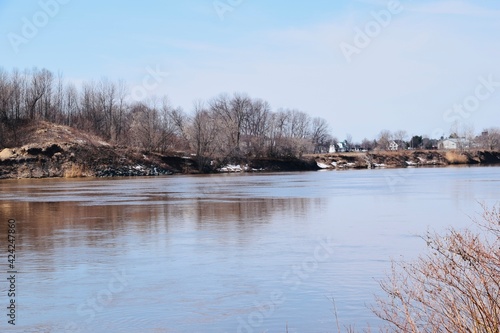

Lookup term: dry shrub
[373,205,500,332]
[64,164,85,178]
[445,151,469,164]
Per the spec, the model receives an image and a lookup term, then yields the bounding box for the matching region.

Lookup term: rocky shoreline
[314,150,500,170]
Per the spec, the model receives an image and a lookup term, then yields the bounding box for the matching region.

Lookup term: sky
[0,0,499,141]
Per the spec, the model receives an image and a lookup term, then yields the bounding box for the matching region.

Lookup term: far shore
[1,140,499,180]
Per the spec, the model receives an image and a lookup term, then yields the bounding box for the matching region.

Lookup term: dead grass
[64,164,86,178]
[445,151,469,164]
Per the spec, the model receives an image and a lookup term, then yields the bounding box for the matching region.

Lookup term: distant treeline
[0,68,334,167]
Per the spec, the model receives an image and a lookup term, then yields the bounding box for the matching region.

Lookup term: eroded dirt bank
[0,122,318,179]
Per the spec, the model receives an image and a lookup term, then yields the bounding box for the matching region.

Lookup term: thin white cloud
[405,0,500,18]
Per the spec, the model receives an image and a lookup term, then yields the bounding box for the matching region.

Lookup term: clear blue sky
[1,0,499,141]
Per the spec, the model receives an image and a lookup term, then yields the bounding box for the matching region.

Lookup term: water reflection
[0,196,317,254]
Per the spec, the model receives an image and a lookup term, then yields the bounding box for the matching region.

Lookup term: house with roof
[389,141,399,151]
[329,142,349,153]
[438,138,470,150]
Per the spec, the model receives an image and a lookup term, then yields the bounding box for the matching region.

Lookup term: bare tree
[25,68,53,120]
[345,133,353,151]
[128,101,166,152]
[311,117,330,153]
[52,72,65,124]
[190,101,220,170]
[209,93,251,157]
[361,138,375,151]
[79,81,100,133]
[267,109,288,157]
[476,128,500,150]
[97,78,117,140]
[463,124,475,151]
[62,83,79,127]
[156,97,183,153]
[242,98,271,157]
[110,80,128,143]
[168,104,190,151]
[393,130,408,143]
[377,130,392,151]
[287,109,310,139]
[373,205,500,332]
[0,68,11,122]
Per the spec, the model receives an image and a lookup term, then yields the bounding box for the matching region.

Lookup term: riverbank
[313,150,500,170]
[1,121,499,179]
[0,121,319,179]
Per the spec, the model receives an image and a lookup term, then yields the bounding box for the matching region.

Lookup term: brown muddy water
[0,166,499,333]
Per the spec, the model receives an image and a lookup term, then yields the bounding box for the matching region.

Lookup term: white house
[439,138,470,150]
[329,142,348,153]
[389,141,399,151]
[440,139,459,150]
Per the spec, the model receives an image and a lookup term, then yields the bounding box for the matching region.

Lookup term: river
[0,166,499,332]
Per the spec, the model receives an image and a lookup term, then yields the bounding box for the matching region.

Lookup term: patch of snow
[218,164,243,173]
[317,162,331,169]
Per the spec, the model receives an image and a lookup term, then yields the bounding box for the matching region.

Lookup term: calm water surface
[0,166,499,333]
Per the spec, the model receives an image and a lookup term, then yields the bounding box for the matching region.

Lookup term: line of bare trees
[0,68,334,162]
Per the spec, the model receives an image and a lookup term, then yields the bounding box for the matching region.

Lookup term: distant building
[440,139,459,150]
[328,142,348,153]
[438,138,470,150]
[389,141,399,151]
[337,142,348,152]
